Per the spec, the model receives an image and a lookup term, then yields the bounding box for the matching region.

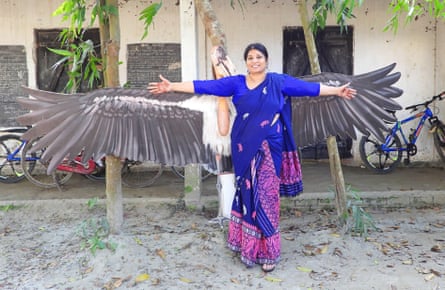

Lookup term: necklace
[247,73,266,89]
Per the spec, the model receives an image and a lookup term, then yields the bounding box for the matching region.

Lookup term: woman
[148,43,355,272]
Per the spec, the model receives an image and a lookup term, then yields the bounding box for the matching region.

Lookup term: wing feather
[294,63,403,147]
[17,87,217,173]
[21,86,83,103]
[17,63,403,173]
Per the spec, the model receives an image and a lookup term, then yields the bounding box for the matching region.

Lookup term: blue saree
[194,73,320,266]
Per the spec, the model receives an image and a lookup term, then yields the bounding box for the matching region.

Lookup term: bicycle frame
[57,156,97,174]
[381,107,433,153]
[1,128,36,164]
[8,139,97,174]
[359,91,445,174]
[6,140,39,163]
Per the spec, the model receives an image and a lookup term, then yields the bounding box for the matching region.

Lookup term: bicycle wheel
[21,137,73,188]
[122,160,163,188]
[433,122,445,163]
[359,134,402,173]
[84,163,106,182]
[171,164,214,181]
[0,134,29,183]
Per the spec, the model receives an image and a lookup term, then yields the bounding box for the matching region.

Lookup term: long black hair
[243,43,269,61]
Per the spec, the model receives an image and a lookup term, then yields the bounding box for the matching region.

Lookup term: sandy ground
[1,196,445,290]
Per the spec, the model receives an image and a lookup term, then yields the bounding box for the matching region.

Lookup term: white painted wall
[1,0,444,164]
[350,1,444,163]
[200,0,445,164]
[0,0,66,86]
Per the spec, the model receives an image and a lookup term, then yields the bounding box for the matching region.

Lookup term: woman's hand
[337,83,356,100]
[148,75,171,94]
[319,83,356,99]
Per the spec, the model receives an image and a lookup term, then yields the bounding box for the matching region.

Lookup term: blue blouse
[193,73,320,102]
[194,73,319,199]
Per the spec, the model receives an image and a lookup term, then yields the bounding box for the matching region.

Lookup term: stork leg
[208,154,235,227]
[209,153,226,227]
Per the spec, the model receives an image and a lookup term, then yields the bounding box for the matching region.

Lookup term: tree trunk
[104,0,120,88]
[106,155,123,234]
[97,0,110,86]
[195,0,231,136]
[298,0,347,220]
[195,0,227,49]
[103,0,123,234]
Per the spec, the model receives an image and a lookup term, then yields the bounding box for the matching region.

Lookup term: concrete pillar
[180,0,202,206]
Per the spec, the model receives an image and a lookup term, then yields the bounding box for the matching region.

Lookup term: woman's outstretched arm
[148,75,195,94]
[319,83,356,100]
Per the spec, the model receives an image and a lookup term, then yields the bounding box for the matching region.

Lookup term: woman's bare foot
[262,264,276,273]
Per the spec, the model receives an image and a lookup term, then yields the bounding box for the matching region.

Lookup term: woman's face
[245,49,267,74]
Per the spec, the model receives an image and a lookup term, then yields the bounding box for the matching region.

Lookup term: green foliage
[51,0,109,92]
[48,39,101,92]
[341,185,378,238]
[77,217,117,255]
[139,1,163,40]
[187,204,197,212]
[329,184,378,237]
[184,185,193,193]
[385,0,445,33]
[310,0,445,34]
[52,0,159,91]
[310,0,363,33]
[77,198,116,255]
[230,0,246,12]
[0,204,22,211]
[53,0,87,38]
[53,0,117,32]
[91,3,118,26]
[87,197,99,210]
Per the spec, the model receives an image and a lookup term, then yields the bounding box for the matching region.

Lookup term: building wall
[349,1,443,162]
[207,1,444,163]
[0,0,444,163]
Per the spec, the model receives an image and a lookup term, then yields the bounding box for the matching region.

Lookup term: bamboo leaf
[180,277,192,283]
[135,273,150,283]
[297,266,313,273]
[47,47,74,57]
[139,2,162,40]
[265,276,283,282]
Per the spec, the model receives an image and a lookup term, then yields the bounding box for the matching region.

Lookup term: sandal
[262,264,276,273]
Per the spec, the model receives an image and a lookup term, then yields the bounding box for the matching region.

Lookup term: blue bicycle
[0,128,28,183]
[0,128,163,188]
[359,91,445,173]
[0,128,73,186]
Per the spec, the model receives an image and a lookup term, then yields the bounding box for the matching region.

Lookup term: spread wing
[293,63,403,147]
[17,87,225,173]
[17,64,402,173]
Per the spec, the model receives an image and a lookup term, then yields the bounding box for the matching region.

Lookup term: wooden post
[298,0,347,219]
[183,164,202,206]
[180,0,202,206]
[327,136,347,216]
[103,0,123,233]
[106,155,123,234]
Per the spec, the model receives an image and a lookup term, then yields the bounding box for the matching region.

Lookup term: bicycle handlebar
[404,91,445,111]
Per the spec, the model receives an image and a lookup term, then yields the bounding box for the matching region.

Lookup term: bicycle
[359,91,445,173]
[0,127,32,183]
[20,137,164,188]
[0,132,163,188]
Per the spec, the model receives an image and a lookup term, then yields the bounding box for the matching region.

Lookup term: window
[34,28,101,92]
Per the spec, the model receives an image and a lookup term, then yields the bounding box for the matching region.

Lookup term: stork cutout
[209,45,237,224]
